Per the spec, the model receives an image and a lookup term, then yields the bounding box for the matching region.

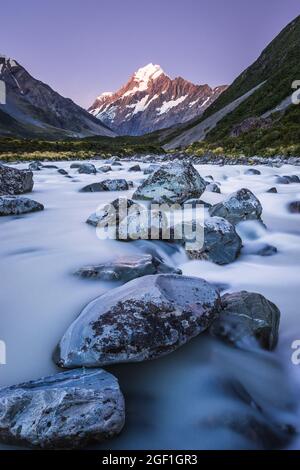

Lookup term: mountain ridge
[0,55,116,139]
[89,63,227,136]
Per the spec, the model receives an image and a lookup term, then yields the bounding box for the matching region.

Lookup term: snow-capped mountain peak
[89,64,227,136]
[134,63,165,83]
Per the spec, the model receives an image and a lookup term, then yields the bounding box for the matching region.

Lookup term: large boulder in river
[183,217,242,265]
[0,369,125,449]
[81,179,130,192]
[0,196,44,216]
[0,165,33,195]
[77,163,97,174]
[55,274,221,368]
[209,188,262,225]
[210,291,280,350]
[133,162,207,204]
[75,254,181,282]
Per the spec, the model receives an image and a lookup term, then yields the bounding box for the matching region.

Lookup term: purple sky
[1,0,299,108]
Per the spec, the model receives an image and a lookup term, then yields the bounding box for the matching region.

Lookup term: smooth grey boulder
[98,165,112,173]
[77,163,97,174]
[0,195,44,216]
[210,291,280,350]
[29,161,43,171]
[111,161,122,167]
[0,165,33,195]
[75,254,181,282]
[288,201,300,214]
[245,168,261,175]
[55,274,221,368]
[179,217,242,265]
[209,188,262,225]
[128,164,141,172]
[0,369,124,449]
[80,179,130,192]
[206,182,221,193]
[133,162,207,204]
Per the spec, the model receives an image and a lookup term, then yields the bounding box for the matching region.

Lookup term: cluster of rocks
[125,153,300,167]
[84,163,268,265]
[0,159,293,450]
[0,164,44,216]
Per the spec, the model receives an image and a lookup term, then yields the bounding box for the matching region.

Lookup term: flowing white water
[0,160,299,449]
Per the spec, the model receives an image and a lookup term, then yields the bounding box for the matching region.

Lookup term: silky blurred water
[0,160,299,449]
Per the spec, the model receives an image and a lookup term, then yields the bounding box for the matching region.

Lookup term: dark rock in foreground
[133,162,207,204]
[56,274,221,368]
[81,179,130,192]
[210,291,280,350]
[0,369,125,449]
[209,188,262,225]
[0,196,44,216]
[75,254,181,282]
[0,165,33,195]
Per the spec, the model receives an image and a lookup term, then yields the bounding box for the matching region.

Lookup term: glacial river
[0,159,300,449]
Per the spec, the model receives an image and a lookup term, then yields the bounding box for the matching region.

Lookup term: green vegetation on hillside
[0,134,164,162]
[186,104,300,157]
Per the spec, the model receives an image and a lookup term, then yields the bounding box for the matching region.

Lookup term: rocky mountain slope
[0,55,116,139]
[89,63,227,136]
[164,15,300,153]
